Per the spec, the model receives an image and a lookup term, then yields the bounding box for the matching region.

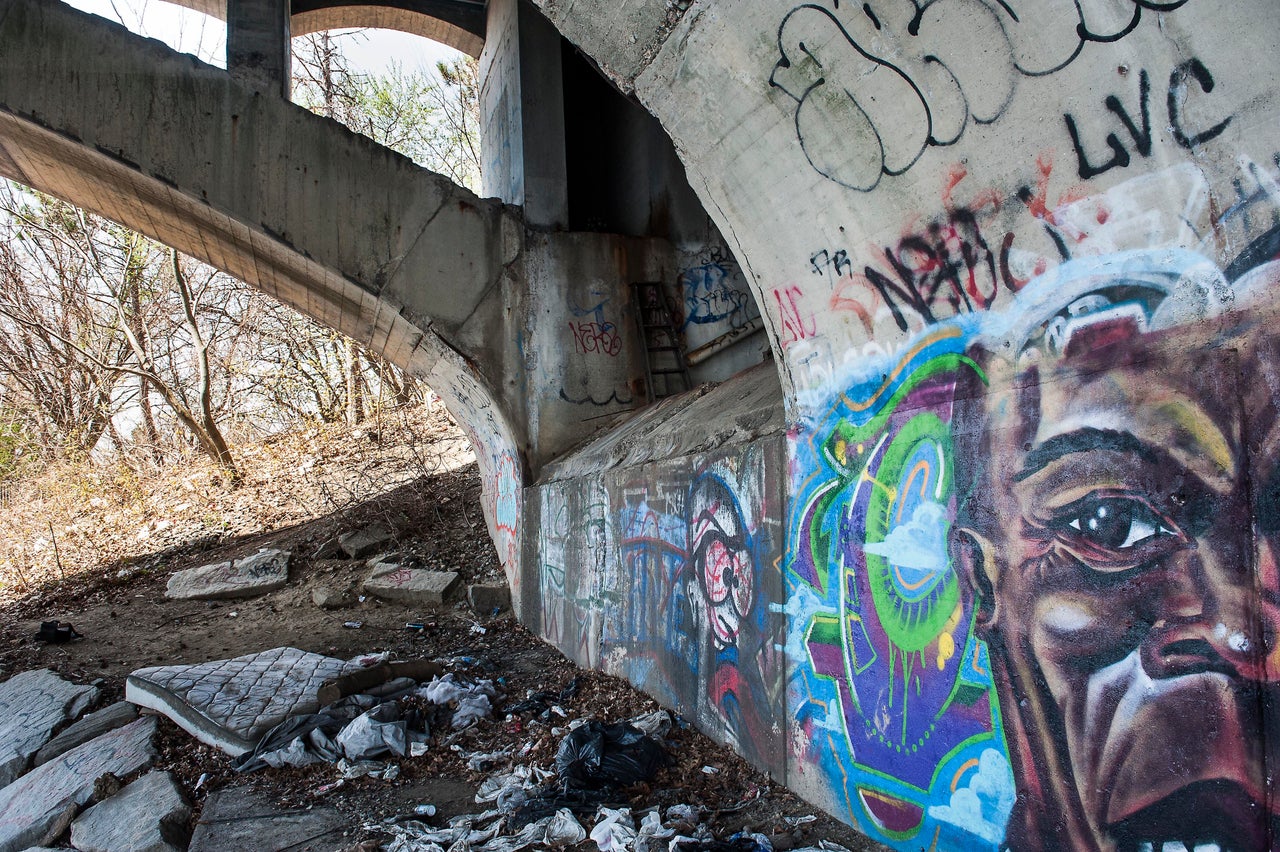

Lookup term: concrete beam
[227,0,290,98]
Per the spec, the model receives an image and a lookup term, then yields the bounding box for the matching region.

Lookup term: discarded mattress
[126,647,365,756]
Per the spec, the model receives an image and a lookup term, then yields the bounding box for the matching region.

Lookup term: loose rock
[0,717,156,852]
[0,669,99,787]
[467,582,512,615]
[188,786,345,852]
[311,585,355,609]
[33,701,138,767]
[165,548,291,601]
[363,566,459,606]
[338,524,393,559]
[70,770,190,852]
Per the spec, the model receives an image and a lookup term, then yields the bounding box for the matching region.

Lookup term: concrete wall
[527,362,788,773]
[515,2,1280,850]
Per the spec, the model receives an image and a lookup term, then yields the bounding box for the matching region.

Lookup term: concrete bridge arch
[6,0,1280,848]
[0,0,531,576]
[130,0,484,57]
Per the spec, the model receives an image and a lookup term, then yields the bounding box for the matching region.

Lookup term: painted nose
[1142,539,1280,682]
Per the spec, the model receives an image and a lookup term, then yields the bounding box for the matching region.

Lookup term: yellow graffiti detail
[936,602,963,670]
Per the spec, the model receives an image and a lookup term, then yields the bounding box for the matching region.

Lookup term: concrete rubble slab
[0,716,156,852]
[467,583,512,615]
[165,548,291,601]
[363,566,460,606]
[311,585,356,609]
[33,702,137,768]
[188,786,345,852]
[69,770,189,852]
[125,647,365,756]
[338,524,393,559]
[0,670,99,788]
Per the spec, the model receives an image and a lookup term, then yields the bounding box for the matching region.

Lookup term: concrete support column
[515,3,567,228]
[227,0,291,99]
[479,0,567,228]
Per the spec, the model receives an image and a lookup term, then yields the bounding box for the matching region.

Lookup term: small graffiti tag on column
[569,295,622,356]
[774,285,816,347]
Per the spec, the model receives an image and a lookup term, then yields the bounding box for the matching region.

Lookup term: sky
[62,0,462,74]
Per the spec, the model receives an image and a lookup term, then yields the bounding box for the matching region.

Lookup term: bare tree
[0,188,240,477]
[291,33,482,191]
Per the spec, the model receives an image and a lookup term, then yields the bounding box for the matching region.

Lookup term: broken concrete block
[165,548,290,600]
[0,669,99,787]
[0,717,156,852]
[467,583,512,615]
[188,786,345,852]
[338,524,393,559]
[363,566,459,606]
[310,585,355,609]
[312,536,343,559]
[70,770,190,852]
[33,701,137,767]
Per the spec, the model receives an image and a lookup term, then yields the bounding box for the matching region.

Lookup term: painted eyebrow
[1014,428,1159,482]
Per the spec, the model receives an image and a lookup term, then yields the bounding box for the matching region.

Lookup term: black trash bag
[511,785,618,825]
[502,676,580,716]
[671,838,769,852]
[35,621,81,643]
[555,720,668,790]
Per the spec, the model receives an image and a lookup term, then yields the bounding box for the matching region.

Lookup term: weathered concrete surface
[0,717,156,852]
[155,0,486,57]
[338,525,394,559]
[165,548,290,600]
[513,1,1280,849]
[188,786,345,852]
[10,0,1280,848]
[363,565,460,606]
[537,360,782,482]
[0,670,98,788]
[467,582,512,615]
[0,0,519,369]
[69,771,189,852]
[522,232,664,466]
[32,702,138,768]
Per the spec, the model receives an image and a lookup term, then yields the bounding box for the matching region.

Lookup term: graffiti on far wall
[603,448,788,774]
[679,249,755,331]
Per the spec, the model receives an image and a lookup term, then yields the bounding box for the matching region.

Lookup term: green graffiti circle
[861,412,958,653]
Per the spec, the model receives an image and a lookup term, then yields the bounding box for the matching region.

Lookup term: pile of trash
[129,646,850,852]
[377,706,853,852]
[234,665,499,775]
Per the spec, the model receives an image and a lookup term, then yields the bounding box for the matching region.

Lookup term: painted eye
[1063,496,1177,550]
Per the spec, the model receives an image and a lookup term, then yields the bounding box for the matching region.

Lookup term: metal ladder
[631,281,692,401]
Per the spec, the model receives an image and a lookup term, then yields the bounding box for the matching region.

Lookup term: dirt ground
[0,409,888,852]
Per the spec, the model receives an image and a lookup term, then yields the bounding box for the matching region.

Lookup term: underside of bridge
[1,0,1278,849]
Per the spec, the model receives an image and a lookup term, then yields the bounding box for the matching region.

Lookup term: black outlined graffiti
[558,389,634,406]
[770,0,1192,191]
[1065,58,1232,179]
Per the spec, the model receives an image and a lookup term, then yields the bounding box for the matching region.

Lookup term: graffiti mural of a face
[689,475,754,649]
[955,253,1280,851]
